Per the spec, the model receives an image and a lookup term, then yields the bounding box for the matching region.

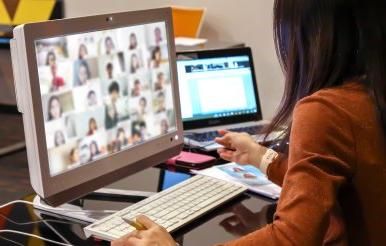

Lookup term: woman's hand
[215,130,267,168]
[111,215,176,246]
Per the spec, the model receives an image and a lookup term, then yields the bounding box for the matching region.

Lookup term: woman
[78,43,88,60]
[131,79,142,97]
[138,97,147,116]
[130,53,141,74]
[154,27,163,45]
[54,130,66,147]
[155,92,166,113]
[69,147,79,165]
[129,33,138,50]
[160,118,169,134]
[112,0,386,245]
[154,72,166,91]
[47,96,62,121]
[115,127,129,151]
[45,51,56,66]
[105,103,118,130]
[150,46,161,69]
[50,63,65,91]
[87,90,98,106]
[89,140,100,162]
[74,60,91,86]
[105,36,115,55]
[87,118,98,136]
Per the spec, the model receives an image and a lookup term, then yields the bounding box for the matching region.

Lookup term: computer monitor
[10,8,183,206]
[176,48,262,130]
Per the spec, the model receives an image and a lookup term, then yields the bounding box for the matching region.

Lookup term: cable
[0,200,117,215]
[0,212,75,226]
[0,230,72,246]
[0,235,24,246]
[0,200,119,245]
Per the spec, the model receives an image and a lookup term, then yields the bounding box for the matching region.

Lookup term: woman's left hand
[111,215,176,246]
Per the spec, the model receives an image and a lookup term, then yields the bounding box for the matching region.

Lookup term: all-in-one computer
[11,8,247,241]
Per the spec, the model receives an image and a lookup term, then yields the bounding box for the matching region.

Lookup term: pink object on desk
[166,151,215,167]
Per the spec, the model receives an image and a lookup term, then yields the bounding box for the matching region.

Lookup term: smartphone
[167,151,216,170]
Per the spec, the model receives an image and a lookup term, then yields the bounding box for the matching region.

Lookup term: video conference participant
[47,95,62,121]
[46,51,56,66]
[112,0,386,245]
[106,62,114,79]
[78,43,88,59]
[154,72,166,91]
[115,127,129,151]
[150,46,162,69]
[50,63,65,91]
[129,33,138,50]
[130,53,141,74]
[105,36,115,55]
[87,90,98,106]
[74,59,91,86]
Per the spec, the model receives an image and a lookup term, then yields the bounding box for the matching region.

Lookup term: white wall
[65,0,284,119]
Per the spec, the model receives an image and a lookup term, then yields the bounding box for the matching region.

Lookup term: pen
[121,217,147,230]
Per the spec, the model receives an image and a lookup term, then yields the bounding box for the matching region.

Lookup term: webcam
[106,16,113,22]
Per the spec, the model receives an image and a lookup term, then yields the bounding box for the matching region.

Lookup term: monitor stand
[32,188,156,223]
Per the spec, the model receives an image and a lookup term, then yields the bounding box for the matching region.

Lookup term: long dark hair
[266,0,386,151]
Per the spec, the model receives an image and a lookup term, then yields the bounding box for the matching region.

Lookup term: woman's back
[325,83,386,245]
[294,81,386,245]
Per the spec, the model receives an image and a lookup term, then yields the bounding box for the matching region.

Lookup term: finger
[218,129,229,136]
[219,151,236,162]
[136,215,157,229]
[215,133,234,148]
[214,137,230,147]
[217,148,235,155]
[217,147,231,154]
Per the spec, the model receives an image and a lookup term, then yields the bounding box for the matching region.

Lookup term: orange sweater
[219,82,386,245]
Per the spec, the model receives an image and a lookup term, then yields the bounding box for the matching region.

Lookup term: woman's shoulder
[296,81,370,116]
[299,82,370,106]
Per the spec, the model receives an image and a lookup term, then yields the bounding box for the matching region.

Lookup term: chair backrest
[171,6,206,38]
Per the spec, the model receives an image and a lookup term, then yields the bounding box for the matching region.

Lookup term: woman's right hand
[215,130,267,168]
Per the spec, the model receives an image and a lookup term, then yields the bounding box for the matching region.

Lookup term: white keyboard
[84,175,247,241]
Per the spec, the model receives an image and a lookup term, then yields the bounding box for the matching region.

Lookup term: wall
[0,49,16,105]
[65,0,284,119]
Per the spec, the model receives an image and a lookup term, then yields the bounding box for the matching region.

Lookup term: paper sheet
[193,162,281,199]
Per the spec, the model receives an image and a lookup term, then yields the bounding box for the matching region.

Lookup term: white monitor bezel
[12,8,183,206]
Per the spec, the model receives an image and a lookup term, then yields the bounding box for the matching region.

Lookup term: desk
[0,166,276,246]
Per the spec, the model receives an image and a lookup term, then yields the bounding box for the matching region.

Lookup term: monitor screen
[159,170,191,191]
[34,22,176,176]
[177,55,258,122]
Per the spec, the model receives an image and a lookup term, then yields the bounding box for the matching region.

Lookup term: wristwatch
[260,148,279,174]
